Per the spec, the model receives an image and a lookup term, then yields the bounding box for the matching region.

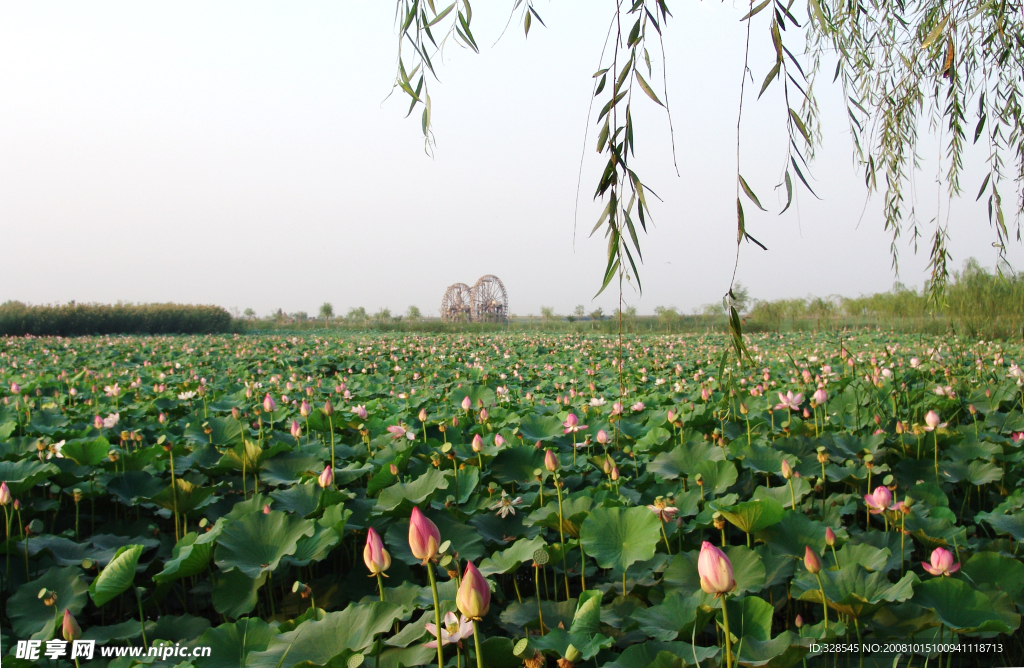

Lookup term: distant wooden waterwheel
[471,275,508,323]
[440,283,473,322]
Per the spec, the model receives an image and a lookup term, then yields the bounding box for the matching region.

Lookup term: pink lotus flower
[701,388,711,401]
[409,507,441,564]
[611,402,624,416]
[804,546,822,574]
[825,527,836,547]
[419,408,428,422]
[667,409,676,423]
[461,396,472,411]
[62,609,81,641]
[923,410,946,431]
[864,486,893,514]
[0,482,10,506]
[290,420,302,439]
[646,503,678,522]
[300,400,311,417]
[102,413,119,429]
[596,430,610,445]
[544,449,559,472]
[698,541,735,595]
[472,434,484,452]
[424,611,474,648]
[922,547,960,576]
[263,393,276,413]
[812,388,827,405]
[494,433,506,448]
[479,408,488,421]
[781,459,793,479]
[94,415,104,430]
[323,399,334,416]
[631,402,645,412]
[456,561,491,620]
[263,504,272,514]
[387,424,408,439]
[562,413,587,434]
[9,383,20,394]
[363,527,391,575]
[775,391,804,411]
[352,405,368,420]
[318,465,334,488]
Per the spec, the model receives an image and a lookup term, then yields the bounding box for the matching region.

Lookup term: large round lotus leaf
[693,459,737,495]
[193,617,276,668]
[524,495,595,538]
[517,414,565,441]
[714,497,785,534]
[912,577,1021,634]
[489,446,546,484]
[530,628,614,661]
[662,545,765,596]
[647,441,724,481]
[479,535,548,576]
[794,564,918,620]
[245,601,403,668]
[149,478,216,514]
[580,505,661,574]
[60,436,111,466]
[374,468,449,512]
[960,551,1024,599]
[184,416,242,446]
[90,544,144,607]
[212,569,267,619]
[757,511,844,558]
[449,385,496,409]
[153,532,213,584]
[104,471,166,506]
[599,641,719,668]
[7,566,89,640]
[214,510,314,578]
[0,459,59,496]
[629,593,710,642]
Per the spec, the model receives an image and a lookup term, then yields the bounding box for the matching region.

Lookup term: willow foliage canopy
[392,0,1024,306]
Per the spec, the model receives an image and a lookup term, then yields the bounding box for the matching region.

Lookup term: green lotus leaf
[524,495,595,538]
[212,569,266,619]
[647,440,724,481]
[751,479,812,509]
[693,459,738,495]
[271,481,323,517]
[793,564,918,620]
[732,630,806,667]
[757,512,840,558]
[377,645,437,668]
[489,445,546,484]
[90,544,144,607]
[580,505,661,574]
[215,510,314,578]
[570,589,604,635]
[912,577,1020,634]
[81,619,144,645]
[153,532,213,584]
[261,451,322,486]
[499,598,578,634]
[245,601,403,668]
[713,498,785,535]
[449,385,496,409]
[375,468,449,512]
[629,593,710,642]
[476,636,522,668]
[149,478,216,515]
[0,459,59,496]
[60,436,111,466]
[599,641,719,668]
[30,409,69,435]
[479,535,548,576]
[184,416,242,447]
[976,509,1024,541]
[145,614,211,642]
[722,595,774,642]
[282,520,340,567]
[217,439,290,473]
[960,551,1024,599]
[824,543,891,573]
[7,566,89,640]
[104,471,166,506]
[866,602,937,639]
[530,628,614,661]
[518,414,565,441]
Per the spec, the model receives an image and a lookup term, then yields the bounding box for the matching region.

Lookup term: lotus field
[2,331,1023,668]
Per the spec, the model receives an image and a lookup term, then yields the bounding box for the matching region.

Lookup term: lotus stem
[472,620,484,668]
[328,413,336,471]
[427,564,444,668]
[135,586,149,651]
[814,572,829,632]
[534,565,546,634]
[660,519,672,554]
[934,431,940,485]
[720,595,733,668]
[554,477,570,600]
[170,450,180,542]
[579,542,587,591]
[788,479,796,509]
[3,506,10,592]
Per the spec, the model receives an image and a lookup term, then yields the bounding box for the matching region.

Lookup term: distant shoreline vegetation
[0,302,236,336]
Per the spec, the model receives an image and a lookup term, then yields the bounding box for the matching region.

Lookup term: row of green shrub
[0,302,236,336]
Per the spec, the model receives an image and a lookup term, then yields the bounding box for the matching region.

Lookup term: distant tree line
[0,302,235,336]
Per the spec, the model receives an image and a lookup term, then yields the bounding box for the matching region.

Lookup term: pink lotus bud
[290,420,302,439]
[300,400,311,417]
[610,465,619,481]
[318,465,334,489]
[10,383,20,394]
[802,408,811,419]
[231,407,241,420]
[544,449,559,472]
[922,547,960,576]
[781,459,793,479]
[0,482,10,506]
[452,417,459,427]
[667,409,676,423]
[456,561,491,620]
[62,609,81,641]
[795,614,804,629]
[479,408,488,421]
[925,410,941,430]
[158,412,166,424]
[472,434,483,452]
[263,393,276,413]
[419,408,428,422]
[494,433,506,448]
[263,504,271,514]
[864,486,893,514]
[389,463,398,475]
[13,499,21,511]
[564,413,578,428]
[94,415,104,430]
[596,429,609,445]
[701,388,711,401]
[363,527,392,575]
[323,399,334,416]
[804,546,822,574]
[825,527,836,547]
[611,401,623,415]
[461,396,472,411]
[813,388,827,405]
[698,541,735,595]
[409,506,441,564]
[602,456,613,475]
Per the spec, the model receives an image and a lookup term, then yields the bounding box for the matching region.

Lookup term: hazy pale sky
[1,2,1018,317]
